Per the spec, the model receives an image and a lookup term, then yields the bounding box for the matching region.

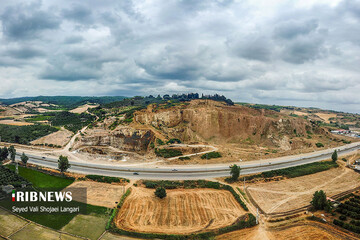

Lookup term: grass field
[0,208,28,237]
[61,214,108,240]
[10,223,60,240]
[3,166,109,230]
[7,165,74,190]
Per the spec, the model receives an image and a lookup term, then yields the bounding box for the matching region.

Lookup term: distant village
[331,129,360,138]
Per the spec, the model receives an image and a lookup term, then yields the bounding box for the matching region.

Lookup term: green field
[6,165,74,190]
[61,214,108,240]
[0,208,28,237]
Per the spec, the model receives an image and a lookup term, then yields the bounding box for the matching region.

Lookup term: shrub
[155,187,167,199]
[85,174,128,183]
[339,215,347,221]
[179,156,190,160]
[166,138,181,144]
[201,151,222,159]
[155,148,182,158]
[316,142,324,148]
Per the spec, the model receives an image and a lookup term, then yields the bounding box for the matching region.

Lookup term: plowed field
[115,187,246,234]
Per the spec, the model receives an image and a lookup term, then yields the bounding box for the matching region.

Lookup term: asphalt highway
[15,142,360,180]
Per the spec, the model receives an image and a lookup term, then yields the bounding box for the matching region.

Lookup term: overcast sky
[0,0,359,113]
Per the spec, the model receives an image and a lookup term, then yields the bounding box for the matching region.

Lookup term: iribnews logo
[12,190,73,202]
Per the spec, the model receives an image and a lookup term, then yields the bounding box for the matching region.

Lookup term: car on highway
[172,169,178,171]
[133,172,139,175]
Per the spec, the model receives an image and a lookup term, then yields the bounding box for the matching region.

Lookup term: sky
[0,0,359,113]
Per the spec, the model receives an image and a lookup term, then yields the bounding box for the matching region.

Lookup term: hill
[72,98,355,164]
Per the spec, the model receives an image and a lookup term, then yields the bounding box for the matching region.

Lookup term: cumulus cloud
[0,0,359,113]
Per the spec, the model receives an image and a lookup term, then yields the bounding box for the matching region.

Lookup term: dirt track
[115,187,246,234]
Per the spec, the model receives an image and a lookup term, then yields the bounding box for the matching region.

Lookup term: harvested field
[64,181,126,208]
[0,208,28,237]
[0,119,33,126]
[316,113,337,123]
[115,187,246,234]
[31,128,73,147]
[70,104,98,114]
[216,224,341,240]
[247,167,360,214]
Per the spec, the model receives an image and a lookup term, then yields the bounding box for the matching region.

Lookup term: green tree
[58,155,71,173]
[230,164,241,181]
[8,146,16,163]
[310,190,327,210]
[0,147,8,163]
[332,150,338,162]
[155,187,167,199]
[20,152,29,166]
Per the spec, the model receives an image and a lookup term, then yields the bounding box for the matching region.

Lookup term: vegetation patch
[0,165,30,187]
[85,174,129,184]
[243,160,338,181]
[0,124,58,144]
[201,151,222,159]
[154,148,182,158]
[6,165,74,190]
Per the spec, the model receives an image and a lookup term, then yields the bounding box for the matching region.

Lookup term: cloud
[0,3,60,40]
[5,47,45,59]
[0,0,359,113]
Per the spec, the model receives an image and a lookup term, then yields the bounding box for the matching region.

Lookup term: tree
[155,187,166,199]
[20,152,29,166]
[332,150,338,162]
[0,147,8,163]
[230,164,241,181]
[58,155,71,173]
[310,190,327,210]
[8,146,16,163]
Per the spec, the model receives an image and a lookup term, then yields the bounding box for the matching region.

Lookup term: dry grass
[315,113,337,123]
[246,167,360,214]
[70,104,98,114]
[0,120,33,126]
[115,187,246,234]
[216,224,340,240]
[31,128,73,147]
[64,181,126,208]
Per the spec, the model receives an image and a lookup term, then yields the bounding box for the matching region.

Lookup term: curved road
[15,141,360,180]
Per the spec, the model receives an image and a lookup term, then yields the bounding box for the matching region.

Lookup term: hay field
[115,187,246,234]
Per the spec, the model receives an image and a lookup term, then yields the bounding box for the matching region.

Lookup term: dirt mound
[115,187,246,234]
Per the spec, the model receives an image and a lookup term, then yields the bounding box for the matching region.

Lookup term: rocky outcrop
[134,100,327,147]
[74,127,155,153]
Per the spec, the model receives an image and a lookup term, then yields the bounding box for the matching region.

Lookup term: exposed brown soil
[216,223,348,240]
[64,181,126,208]
[0,119,33,126]
[31,128,73,146]
[246,166,360,214]
[115,187,246,234]
[70,104,98,114]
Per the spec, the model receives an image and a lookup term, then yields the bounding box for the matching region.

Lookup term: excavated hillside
[134,100,327,148]
[72,99,350,163]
